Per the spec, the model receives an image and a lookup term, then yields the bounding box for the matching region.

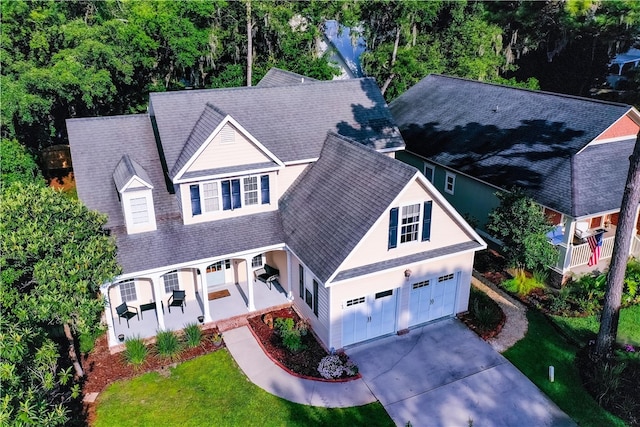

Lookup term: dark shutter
[299,265,304,298]
[221,180,231,210]
[422,201,432,241]
[313,280,319,317]
[388,207,399,249]
[261,175,270,204]
[190,185,201,215]
[231,179,241,209]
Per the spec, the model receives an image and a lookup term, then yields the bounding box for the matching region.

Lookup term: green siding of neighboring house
[396,151,502,231]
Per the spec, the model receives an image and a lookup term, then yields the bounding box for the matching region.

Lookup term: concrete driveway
[348,318,576,427]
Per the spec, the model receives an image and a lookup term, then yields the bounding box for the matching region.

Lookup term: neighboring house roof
[149,77,404,173]
[113,154,153,191]
[390,74,636,218]
[280,132,417,283]
[256,68,318,87]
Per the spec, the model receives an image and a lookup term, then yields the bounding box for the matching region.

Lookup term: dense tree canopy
[2,0,638,154]
[1,151,120,425]
[486,188,559,272]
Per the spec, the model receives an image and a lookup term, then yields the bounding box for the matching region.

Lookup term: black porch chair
[116,302,139,328]
[167,290,186,313]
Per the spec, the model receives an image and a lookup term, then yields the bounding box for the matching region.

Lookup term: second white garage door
[408,272,458,327]
[342,289,397,347]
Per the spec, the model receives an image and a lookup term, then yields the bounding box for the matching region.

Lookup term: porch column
[150,273,166,331]
[197,263,212,322]
[244,257,256,311]
[103,283,118,346]
[630,206,640,252]
[560,217,577,273]
[286,250,293,300]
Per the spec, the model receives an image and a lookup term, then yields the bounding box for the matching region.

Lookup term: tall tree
[593,132,640,360]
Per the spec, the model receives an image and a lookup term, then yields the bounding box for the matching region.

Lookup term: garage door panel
[342,290,397,346]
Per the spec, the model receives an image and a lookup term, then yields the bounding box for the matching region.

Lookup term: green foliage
[0,139,44,189]
[155,330,182,360]
[0,181,120,425]
[182,323,203,348]
[94,351,393,426]
[502,270,545,297]
[78,325,106,354]
[124,337,148,368]
[486,188,558,270]
[504,310,626,426]
[274,317,305,353]
[468,288,502,332]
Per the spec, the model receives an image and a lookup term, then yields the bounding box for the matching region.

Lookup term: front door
[206,261,226,289]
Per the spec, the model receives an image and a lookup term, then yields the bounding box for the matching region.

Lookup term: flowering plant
[624,344,636,353]
[317,354,359,379]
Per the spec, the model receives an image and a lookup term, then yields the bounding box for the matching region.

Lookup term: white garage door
[409,272,458,327]
[342,289,397,346]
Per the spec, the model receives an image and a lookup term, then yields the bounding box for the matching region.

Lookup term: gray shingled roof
[390,74,634,217]
[113,154,153,191]
[333,241,483,282]
[170,103,227,178]
[67,115,179,229]
[280,133,418,283]
[114,211,284,274]
[149,78,405,174]
[180,162,277,181]
[256,68,318,87]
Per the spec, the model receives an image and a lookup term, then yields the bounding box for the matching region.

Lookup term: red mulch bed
[247,307,357,380]
[82,328,223,425]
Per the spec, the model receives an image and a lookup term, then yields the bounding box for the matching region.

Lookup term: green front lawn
[503,310,626,427]
[550,304,640,347]
[94,350,393,427]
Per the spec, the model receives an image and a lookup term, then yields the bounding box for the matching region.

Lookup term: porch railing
[570,236,616,268]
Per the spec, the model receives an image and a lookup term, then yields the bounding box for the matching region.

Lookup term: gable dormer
[113,155,157,234]
[169,104,284,224]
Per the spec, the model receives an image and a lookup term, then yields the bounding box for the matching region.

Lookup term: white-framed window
[445,172,456,195]
[163,271,180,293]
[130,197,149,224]
[400,204,421,243]
[423,163,435,183]
[412,280,430,290]
[202,182,220,212]
[345,296,365,307]
[119,280,137,302]
[207,261,224,273]
[251,254,264,268]
[438,273,455,282]
[244,176,259,206]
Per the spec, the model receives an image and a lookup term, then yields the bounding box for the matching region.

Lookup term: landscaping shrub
[156,330,182,360]
[124,336,148,367]
[502,270,544,297]
[183,323,203,348]
[468,287,503,332]
[274,317,304,353]
[317,353,359,379]
[79,326,106,354]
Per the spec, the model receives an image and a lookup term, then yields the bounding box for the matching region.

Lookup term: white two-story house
[67,68,486,350]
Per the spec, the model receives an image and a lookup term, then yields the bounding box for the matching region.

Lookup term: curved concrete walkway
[471,275,528,353]
[223,326,376,408]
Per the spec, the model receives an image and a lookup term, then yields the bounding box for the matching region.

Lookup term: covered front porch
[103,248,293,347]
[547,208,640,278]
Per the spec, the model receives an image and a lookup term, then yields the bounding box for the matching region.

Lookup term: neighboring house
[67,69,485,349]
[390,74,640,281]
[607,48,640,90]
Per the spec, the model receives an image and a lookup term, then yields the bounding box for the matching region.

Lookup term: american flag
[587,231,605,267]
